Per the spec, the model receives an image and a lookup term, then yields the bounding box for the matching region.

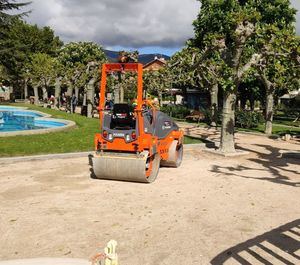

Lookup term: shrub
[282,107,300,120]
[201,108,222,126]
[235,110,264,129]
[160,105,190,119]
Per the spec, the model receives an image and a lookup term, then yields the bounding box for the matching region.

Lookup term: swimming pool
[0,106,75,135]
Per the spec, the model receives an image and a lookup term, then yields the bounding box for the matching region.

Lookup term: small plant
[202,108,222,126]
[160,105,190,119]
[282,107,300,123]
[235,110,264,129]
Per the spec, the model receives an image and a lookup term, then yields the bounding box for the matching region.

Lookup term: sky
[23,0,300,56]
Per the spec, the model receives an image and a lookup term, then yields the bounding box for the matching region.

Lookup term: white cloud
[26,0,201,49]
[291,0,300,35]
[25,0,300,49]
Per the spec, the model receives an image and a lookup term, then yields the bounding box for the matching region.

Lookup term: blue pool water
[0,106,66,132]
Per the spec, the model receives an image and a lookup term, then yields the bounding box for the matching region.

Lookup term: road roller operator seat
[111,103,135,130]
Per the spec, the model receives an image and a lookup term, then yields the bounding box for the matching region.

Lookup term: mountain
[103,49,170,64]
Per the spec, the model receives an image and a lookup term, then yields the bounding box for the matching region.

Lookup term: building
[280,89,300,108]
[143,57,166,71]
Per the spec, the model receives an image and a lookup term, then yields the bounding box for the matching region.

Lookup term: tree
[0,19,63,98]
[256,28,299,134]
[169,46,222,125]
[25,53,57,105]
[0,0,30,33]
[58,42,107,115]
[237,74,264,111]
[1,1,31,95]
[168,47,200,93]
[114,51,139,103]
[192,0,297,153]
[144,68,171,106]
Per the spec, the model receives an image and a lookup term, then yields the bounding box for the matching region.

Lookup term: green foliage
[235,110,264,129]
[202,108,222,126]
[0,19,63,81]
[257,29,299,94]
[160,105,190,119]
[58,42,107,88]
[58,42,105,68]
[168,47,199,89]
[238,77,265,109]
[281,107,300,121]
[188,0,299,149]
[143,68,171,100]
[192,0,297,94]
[0,0,30,28]
[25,53,58,87]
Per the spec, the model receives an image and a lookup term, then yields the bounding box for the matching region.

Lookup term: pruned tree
[114,50,139,103]
[25,53,57,105]
[192,0,297,153]
[169,45,222,125]
[143,67,171,106]
[58,42,107,114]
[256,28,299,134]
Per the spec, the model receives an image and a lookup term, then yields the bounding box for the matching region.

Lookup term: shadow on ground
[211,144,300,187]
[184,126,219,148]
[211,219,300,264]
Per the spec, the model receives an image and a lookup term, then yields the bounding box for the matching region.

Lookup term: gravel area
[0,132,299,264]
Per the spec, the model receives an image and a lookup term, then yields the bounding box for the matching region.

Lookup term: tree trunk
[33,86,39,105]
[64,82,73,112]
[87,78,95,118]
[83,91,87,106]
[158,90,163,107]
[120,85,124,103]
[74,87,79,100]
[265,88,274,135]
[260,73,274,135]
[210,83,218,126]
[250,97,255,111]
[219,92,236,153]
[54,77,62,109]
[42,87,48,107]
[24,79,28,100]
[240,98,247,110]
[42,87,48,101]
[81,90,87,116]
[66,82,73,97]
[114,84,120,104]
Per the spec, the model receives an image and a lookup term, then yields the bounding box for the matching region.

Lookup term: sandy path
[0,135,299,264]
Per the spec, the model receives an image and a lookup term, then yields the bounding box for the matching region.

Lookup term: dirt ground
[0,131,299,265]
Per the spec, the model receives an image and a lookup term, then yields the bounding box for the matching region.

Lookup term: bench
[185,110,205,123]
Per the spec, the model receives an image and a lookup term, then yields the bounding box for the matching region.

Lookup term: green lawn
[273,118,300,128]
[0,104,203,157]
[0,104,100,157]
[237,123,300,136]
[183,135,204,144]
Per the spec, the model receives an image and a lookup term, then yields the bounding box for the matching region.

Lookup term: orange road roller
[92,63,184,183]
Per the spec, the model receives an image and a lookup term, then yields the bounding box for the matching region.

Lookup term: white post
[104,240,118,265]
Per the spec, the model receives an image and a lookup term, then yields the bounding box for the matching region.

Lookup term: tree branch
[238,53,262,80]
